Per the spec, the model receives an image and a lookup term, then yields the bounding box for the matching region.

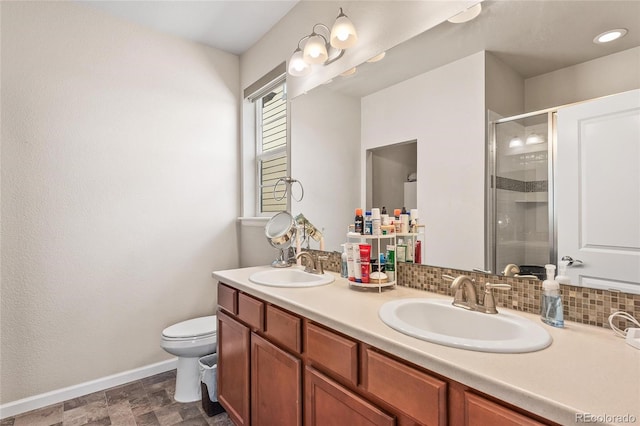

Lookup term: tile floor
[0,370,233,426]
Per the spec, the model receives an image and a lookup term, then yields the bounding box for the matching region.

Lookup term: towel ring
[273,177,304,202]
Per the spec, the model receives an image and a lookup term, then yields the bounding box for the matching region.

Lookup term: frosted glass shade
[288,49,311,77]
[303,34,328,64]
[330,15,358,49]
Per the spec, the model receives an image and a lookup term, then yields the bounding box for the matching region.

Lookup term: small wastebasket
[199,354,225,417]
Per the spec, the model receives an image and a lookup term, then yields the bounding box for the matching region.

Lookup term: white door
[556,89,640,294]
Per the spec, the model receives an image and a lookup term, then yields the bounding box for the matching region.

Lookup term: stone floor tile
[13,404,63,426]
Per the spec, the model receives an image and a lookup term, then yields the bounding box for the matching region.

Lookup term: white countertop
[212,265,640,426]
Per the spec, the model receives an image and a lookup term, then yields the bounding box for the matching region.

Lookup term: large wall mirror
[289,0,640,292]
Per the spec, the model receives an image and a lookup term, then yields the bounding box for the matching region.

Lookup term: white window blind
[257,81,288,213]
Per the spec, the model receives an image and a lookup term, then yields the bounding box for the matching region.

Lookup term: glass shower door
[491,112,552,278]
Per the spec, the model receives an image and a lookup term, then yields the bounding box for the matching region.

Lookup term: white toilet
[160,315,217,403]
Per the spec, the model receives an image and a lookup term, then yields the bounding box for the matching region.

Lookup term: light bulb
[330,9,358,49]
[594,28,628,44]
[303,34,328,64]
[288,49,311,77]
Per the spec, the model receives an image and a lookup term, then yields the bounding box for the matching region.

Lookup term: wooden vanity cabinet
[216,282,555,426]
[305,366,395,426]
[251,333,302,426]
[217,310,250,426]
[362,346,447,426]
[217,284,302,426]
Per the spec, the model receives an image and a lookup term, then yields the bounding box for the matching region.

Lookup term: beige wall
[1,1,239,405]
[361,52,486,270]
[525,46,640,111]
[238,1,474,264]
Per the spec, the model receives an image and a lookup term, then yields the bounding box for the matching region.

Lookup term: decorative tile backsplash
[308,249,640,331]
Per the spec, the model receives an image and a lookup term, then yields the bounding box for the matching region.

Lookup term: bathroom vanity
[212,266,640,426]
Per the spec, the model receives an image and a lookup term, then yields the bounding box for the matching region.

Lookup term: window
[256,80,288,214]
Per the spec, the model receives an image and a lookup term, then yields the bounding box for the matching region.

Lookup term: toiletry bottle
[341,244,348,278]
[353,244,362,282]
[393,209,402,233]
[541,264,564,327]
[345,243,355,281]
[359,244,371,283]
[555,260,571,284]
[385,245,395,282]
[406,239,414,263]
[396,239,407,262]
[371,208,381,235]
[414,239,422,264]
[355,208,364,234]
[364,211,372,235]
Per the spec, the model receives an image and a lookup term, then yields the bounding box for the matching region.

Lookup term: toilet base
[174,356,203,403]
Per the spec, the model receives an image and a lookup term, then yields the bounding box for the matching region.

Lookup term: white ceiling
[325,0,640,97]
[79,0,639,94]
[80,0,300,55]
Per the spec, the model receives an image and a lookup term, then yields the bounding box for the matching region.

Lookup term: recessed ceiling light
[447,3,482,24]
[593,28,628,44]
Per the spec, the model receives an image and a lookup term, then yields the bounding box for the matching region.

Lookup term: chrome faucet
[447,275,512,314]
[295,252,327,275]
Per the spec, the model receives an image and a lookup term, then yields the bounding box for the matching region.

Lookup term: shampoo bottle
[541,264,564,327]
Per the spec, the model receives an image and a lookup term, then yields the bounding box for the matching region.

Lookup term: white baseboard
[0,358,177,419]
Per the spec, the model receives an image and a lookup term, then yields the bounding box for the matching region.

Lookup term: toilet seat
[162,315,216,340]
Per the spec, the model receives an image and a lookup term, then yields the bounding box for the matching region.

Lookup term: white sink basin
[379,298,552,353]
[249,268,334,288]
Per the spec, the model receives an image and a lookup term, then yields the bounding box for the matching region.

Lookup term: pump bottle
[541,264,564,327]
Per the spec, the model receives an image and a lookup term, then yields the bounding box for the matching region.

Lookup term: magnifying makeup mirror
[265,211,297,268]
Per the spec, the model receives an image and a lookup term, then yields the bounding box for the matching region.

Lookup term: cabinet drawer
[217,283,237,314]
[363,348,447,426]
[305,323,358,387]
[265,305,302,354]
[464,392,546,426]
[238,292,264,331]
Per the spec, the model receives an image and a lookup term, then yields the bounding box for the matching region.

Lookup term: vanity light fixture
[509,136,523,148]
[593,28,628,44]
[287,7,358,77]
[447,3,482,24]
[526,133,545,145]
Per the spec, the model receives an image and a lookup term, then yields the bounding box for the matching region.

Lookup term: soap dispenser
[541,264,564,328]
[555,260,571,285]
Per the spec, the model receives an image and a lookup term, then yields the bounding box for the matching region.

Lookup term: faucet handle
[442,274,456,282]
[486,282,511,291]
[317,255,328,274]
[483,282,511,314]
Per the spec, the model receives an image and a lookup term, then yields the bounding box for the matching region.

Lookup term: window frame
[242,62,291,218]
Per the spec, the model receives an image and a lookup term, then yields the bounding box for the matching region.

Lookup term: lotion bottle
[541,264,564,327]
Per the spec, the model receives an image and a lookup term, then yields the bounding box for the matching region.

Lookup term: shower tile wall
[495,120,550,272]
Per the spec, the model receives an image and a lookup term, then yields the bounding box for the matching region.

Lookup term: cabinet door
[217,310,250,426]
[464,392,547,426]
[305,367,395,426]
[251,333,302,426]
